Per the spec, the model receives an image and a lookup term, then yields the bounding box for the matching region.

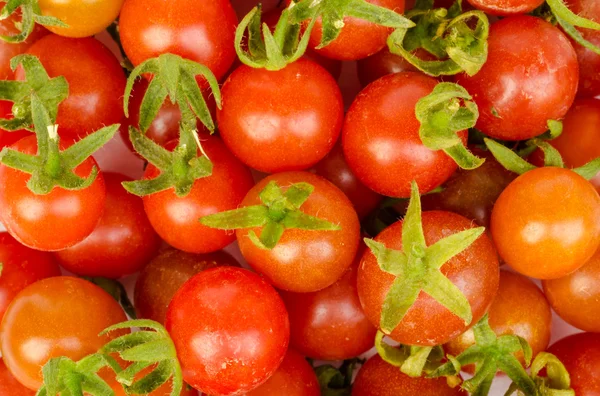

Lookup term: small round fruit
[37,0,124,38]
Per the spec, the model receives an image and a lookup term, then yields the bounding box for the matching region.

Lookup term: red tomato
[247,349,320,396]
[119,0,238,81]
[54,173,161,278]
[143,134,254,254]
[16,34,126,139]
[465,0,544,15]
[572,31,600,98]
[0,276,127,390]
[356,48,433,88]
[0,100,32,151]
[343,72,466,198]
[0,135,106,251]
[166,267,290,395]
[357,211,500,346]
[491,167,600,280]
[547,333,600,396]
[217,59,344,173]
[0,359,34,396]
[134,248,239,325]
[237,171,360,293]
[457,16,579,141]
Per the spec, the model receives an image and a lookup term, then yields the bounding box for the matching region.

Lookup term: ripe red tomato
[37,0,124,38]
[134,248,239,325]
[352,354,467,396]
[237,171,360,293]
[356,48,432,88]
[0,359,34,396]
[343,72,466,198]
[119,0,238,81]
[0,276,128,390]
[465,0,544,15]
[142,134,254,254]
[491,167,600,280]
[547,333,600,396]
[572,31,600,98]
[358,210,499,346]
[0,135,106,251]
[17,34,126,139]
[166,267,290,395]
[217,59,343,173]
[247,349,320,396]
[457,16,579,141]
[54,173,161,279]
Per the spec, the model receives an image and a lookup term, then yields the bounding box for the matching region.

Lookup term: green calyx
[200,181,341,250]
[416,82,484,170]
[505,352,575,396]
[430,315,536,396]
[365,181,482,334]
[387,0,489,77]
[314,359,362,396]
[0,0,67,43]
[83,277,136,319]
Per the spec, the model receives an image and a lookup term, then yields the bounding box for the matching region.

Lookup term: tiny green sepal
[0,0,67,43]
[200,181,341,250]
[504,352,575,396]
[83,277,137,319]
[416,82,485,170]
[314,358,363,396]
[100,319,183,396]
[546,0,600,56]
[365,181,480,334]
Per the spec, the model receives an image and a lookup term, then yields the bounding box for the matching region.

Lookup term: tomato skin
[247,349,320,396]
[17,34,126,139]
[0,101,32,150]
[166,267,290,396]
[358,211,499,346]
[0,276,128,390]
[119,0,238,81]
[547,333,600,396]
[356,48,433,88]
[0,359,35,396]
[491,167,600,280]
[143,135,254,254]
[217,59,344,173]
[0,136,106,251]
[352,354,467,396]
[457,16,579,141]
[465,0,544,15]
[134,248,239,325]
[37,0,124,38]
[237,172,360,293]
[343,72,467,198]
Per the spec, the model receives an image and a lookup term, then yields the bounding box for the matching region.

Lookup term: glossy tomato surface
[466,0,544,15]
[0,359,34,396]
[37,0,124,38]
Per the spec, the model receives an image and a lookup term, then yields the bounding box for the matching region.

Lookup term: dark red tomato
[352,354,467,396]
[457,16,579,141]
[280,256,377,360]
[543,249,600,332]
[491,167,600,280]
[466,0,544,15]
[0,359,34,396]
[119,0,238,81]
[0,135,106,251]
[356,48,435,88]
[358,211,499,346]
[343,72,466,198]
[247,349,320,396]
[237,171,360,293]
[143,134,254,254]
[217,59,343,173]
[166,267,290,395]
[572,30,600,98]
[0,276,127,390]
[134,248,239,325]
[312,144,382,219]
[445,270,552,370]
[547,333,600,396]
[54,173,161,279]
[0,232,60,323]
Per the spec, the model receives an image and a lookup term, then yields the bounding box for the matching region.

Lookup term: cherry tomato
[491,167,600,280]
[54,173,161,279]
[567,0,600,97]
[165,267,290,395]
[217,59,344,173]
[119,0,238,81]
[445,270,552,370]
[465,0,543,15]
[343,72,466,198]
[134,248,239,325]
[247,349,320,396]
[37,0,124,38]
[356,48,433,88]
[358,210,500,346]
[547,332,600,396]
[457,16,579,141]
[0,359,34,396]
[0,135,106,251]
[142,134,254,254]
[17,34,126,139]
[352,354,467,396]
[237,171,360,293]
[0,276,127,390]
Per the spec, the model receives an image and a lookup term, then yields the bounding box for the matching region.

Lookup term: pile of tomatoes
[0,0,599,395]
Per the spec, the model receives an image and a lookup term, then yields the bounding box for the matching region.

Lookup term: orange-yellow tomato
[37,0,124,38]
